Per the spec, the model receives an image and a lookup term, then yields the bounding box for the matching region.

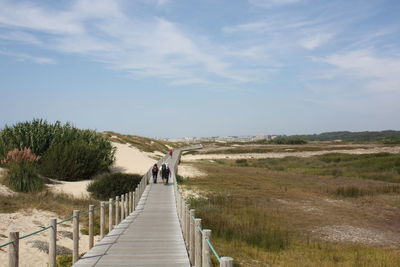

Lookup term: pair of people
[151,163,171,185]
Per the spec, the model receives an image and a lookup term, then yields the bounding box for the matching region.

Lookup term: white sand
[0,209,98,267]
[178,164,205,178]
[111,142,157,174]
[0,167,16,196]
[47,180,91,199]
[182,146,400,161]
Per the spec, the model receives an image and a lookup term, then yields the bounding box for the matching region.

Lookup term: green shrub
[39,141,111,181]
[7,162,44,192]
[87,172,142,200]
[0,119,115,181]
[176,175,185,184]
[56,254,72,267]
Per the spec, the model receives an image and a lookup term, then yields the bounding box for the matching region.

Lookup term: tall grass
[333,185,400,198]
[189,194,291,252]
[6,162,44,192]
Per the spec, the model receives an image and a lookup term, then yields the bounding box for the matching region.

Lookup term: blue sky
[0,0,399,138]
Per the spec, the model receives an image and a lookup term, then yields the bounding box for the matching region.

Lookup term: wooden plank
[73,158,190,267]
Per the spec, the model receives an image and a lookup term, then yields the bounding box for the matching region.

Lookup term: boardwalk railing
[0,152,169,267]
[1,144,233,267]
[172,146,234,267]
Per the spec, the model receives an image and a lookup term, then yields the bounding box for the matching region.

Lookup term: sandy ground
[0,167,16,197]
[177,164,205,178]
[110,142,157,175]
[0,209,98,267]
[182,146,400,161]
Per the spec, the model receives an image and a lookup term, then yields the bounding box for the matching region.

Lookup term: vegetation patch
[87,172,142,200]
[6,161,44,192]
[181,162,400,266]
[0,119,115,182]
[217,153,400,183]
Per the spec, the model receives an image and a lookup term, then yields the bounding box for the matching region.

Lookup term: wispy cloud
[0,0,264,84]
[0,49,55,64]
[0,31,42,45]
[300,33,333,50]
[316,49,400,93]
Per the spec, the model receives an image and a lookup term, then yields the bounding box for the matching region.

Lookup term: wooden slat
[73,160,190,267]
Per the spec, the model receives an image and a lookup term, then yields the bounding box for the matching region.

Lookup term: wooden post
[9,231,19,267]
[181,197,185,228]
[73,210,80,263]
[132,192,135,211]
[49,218,57,267]
[202,229,212,267]
[189,209,196,265]
[194,219,202,267]
[135,188,139,208]
[220,257,234,267]
[121,194,125,220]
[100,202,105,239]
[128,192,132,214]
[109,198,113,232]
[125,193,128,217]
[89,205,94,249]
[185,204,190,247]
[115,196,119,226]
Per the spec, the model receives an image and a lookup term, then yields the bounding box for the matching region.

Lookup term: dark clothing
[152,166,159,183]
[161,165,171,184]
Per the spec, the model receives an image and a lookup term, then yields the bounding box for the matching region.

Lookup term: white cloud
[0,31,42,45]
[0,0,261,84]
[300,33,333,50]
[0,49,55,64]
[318,50,400,92]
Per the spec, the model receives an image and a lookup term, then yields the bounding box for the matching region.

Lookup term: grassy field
[217,153,400,183]
[180,153,400,266]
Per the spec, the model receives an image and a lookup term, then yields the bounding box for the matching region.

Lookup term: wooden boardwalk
[73,157,190,266]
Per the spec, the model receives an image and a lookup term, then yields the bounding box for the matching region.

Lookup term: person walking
[160,163,171,185]
[151,164,159,183]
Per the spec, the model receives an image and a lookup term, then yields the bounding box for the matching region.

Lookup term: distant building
[254,134,269,141]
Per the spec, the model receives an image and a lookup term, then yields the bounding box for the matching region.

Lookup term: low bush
[7,162,44,192]
[39,141,111,181]
[56,254,72,267]
[87,172,142,200]
[176,175,185,184]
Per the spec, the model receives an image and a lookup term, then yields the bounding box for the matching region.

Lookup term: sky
[0,0,399,138]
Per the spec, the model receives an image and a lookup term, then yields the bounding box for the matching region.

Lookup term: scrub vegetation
[102,131,181,153]
[0,119,115,191]
[182,152,400,266]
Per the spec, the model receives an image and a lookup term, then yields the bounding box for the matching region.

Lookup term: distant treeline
[292,130,400,143]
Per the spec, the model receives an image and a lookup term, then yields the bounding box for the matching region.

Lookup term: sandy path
[182,146,400,161]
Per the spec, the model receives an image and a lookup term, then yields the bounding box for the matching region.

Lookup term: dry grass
[102,131,183,153]
[182,161,400,266]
